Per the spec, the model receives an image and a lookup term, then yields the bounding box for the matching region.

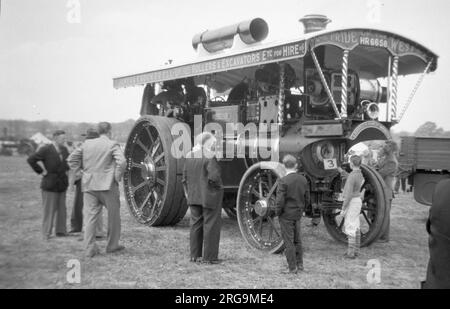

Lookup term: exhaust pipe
[192,18,269,53]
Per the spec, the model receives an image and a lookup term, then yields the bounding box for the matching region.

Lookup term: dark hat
[82,128,99,139]
[53,129,66,137]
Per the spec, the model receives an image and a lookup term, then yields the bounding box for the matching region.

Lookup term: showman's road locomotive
[113,15,438,253]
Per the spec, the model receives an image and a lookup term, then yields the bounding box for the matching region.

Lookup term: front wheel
[322,164,388,246]
[237,162,287,254]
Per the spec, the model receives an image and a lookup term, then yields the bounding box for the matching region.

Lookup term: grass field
[0,156,430,289]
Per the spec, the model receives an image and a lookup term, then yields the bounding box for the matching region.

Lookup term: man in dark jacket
[423,179,450,289]
[27,130,70,240]
[182,132,224,264]
[275,155,309,274]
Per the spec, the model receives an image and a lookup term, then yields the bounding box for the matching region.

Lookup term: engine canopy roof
[113,28,438,89]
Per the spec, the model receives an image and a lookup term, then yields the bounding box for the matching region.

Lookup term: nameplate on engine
[302,124,343,137]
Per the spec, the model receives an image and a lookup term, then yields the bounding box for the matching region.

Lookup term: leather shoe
[377,238,389,243]
[106,245,125,254]
[202,259,222,265]
[86,248,100,258]
[96,235,106,241]
[190,257,202,263]
[56,233,67,237]
[281,268,298,275]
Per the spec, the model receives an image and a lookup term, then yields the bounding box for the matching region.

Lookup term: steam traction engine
[113,16,438,253]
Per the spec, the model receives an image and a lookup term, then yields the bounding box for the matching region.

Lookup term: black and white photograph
[0,0,449,292]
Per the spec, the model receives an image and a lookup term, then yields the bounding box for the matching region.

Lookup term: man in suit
[423,179,450,289]
[275,155,309,274]
[182,132,224,264]
[377,141,399,242]
[68,122,126,257]
[69,128,104,238]
[27,130,70,240]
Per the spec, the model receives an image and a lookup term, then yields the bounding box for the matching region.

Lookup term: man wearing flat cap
[27,130,70,240]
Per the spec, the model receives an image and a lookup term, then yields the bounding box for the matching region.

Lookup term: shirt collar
[285,170,297,176]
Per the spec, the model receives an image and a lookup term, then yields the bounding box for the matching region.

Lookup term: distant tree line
[0,119,136,143]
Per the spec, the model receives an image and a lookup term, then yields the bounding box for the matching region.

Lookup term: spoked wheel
[322,164,388,246]
[124,116,188,226]
[237,162,287,253]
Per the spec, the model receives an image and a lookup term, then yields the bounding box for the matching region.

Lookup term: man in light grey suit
[68,122,127,257]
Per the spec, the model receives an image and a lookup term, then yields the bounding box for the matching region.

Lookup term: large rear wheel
[123,116,188,226]
[322,164,388,246]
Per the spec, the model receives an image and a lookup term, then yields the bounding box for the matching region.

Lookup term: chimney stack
[299,14,331,34]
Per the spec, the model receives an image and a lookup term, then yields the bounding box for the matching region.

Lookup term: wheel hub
[254,199,269,217]
[141,158,156,186]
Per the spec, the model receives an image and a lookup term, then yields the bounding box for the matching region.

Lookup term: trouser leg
[101,185,121,252]
[379,199,391,241]
[293,219,303,267]
[202,205,222,262]
[280,218,297,271]
[189,205,203,259]
[83,191,102,254]
[401,178,406,193]
[41,190,57,238]
[347,234,356,256]
[96,207,104,237]
[55,191,67,234]
[70,181,83,232]
[355,228,361,256]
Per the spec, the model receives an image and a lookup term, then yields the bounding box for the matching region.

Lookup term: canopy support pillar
[311,48,341,120]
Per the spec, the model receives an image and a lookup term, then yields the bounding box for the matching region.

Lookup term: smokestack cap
[299,14,331,34]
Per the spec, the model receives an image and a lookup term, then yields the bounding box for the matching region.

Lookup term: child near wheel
[275,155,309,274]
[339,155,365,259]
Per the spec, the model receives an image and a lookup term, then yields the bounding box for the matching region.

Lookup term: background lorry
[399,136,450,206]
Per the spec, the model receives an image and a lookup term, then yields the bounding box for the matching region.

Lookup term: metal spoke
[136,139,151,155]
[156,177,165,187]
[266,180,279,200]
[259,178,263,198]
[251,188,262,199]
[154,152,164,164]
[155,165,166,172]
[151,139,161,157]
[130,161,146,170]
[252,216,262,227]
[338,216,345,230]
[258,217,264,235]
[268,220,273,240]
[152,191,159,207]
[267,217,280,237]
[132,180,149,194]
[139,191,152,210]
[144,126,154,144]
[361,211,372,226]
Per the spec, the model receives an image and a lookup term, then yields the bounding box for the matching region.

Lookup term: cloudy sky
[0,0,449,132]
